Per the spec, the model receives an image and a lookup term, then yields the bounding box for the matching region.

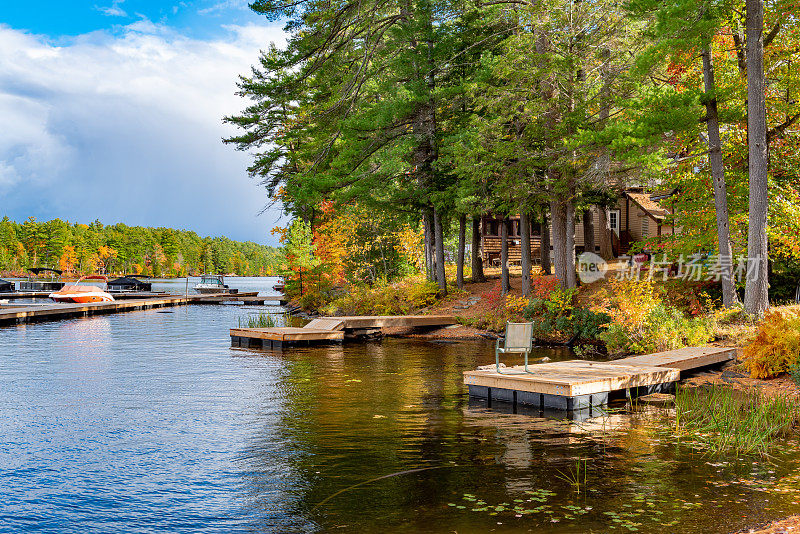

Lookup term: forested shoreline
[226,0,800,318]
[0,216,282,277]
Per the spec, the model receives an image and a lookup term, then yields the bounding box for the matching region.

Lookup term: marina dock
[464,346,736,411]
[0,291,287,325]
[0,295,191,325]
[231,315,457,348]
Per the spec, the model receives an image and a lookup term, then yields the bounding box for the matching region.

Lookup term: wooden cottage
[480,189,674,267]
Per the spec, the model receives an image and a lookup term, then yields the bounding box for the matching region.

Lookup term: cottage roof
[626,191,671,220]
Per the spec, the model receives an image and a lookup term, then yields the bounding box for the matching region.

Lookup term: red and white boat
[49,275,115,303]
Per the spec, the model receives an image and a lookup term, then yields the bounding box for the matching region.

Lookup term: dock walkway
[464,346,736,411]
[0,292,287,325]
[231,315,457,348]
[0,295,190,325]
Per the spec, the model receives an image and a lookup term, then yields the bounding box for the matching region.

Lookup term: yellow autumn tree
[59,245,77,274]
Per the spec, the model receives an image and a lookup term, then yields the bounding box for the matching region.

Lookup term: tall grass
[667,385,800,456]
[238,312,278,328]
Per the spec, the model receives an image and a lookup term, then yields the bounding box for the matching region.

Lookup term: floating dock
[464,346,736,411]
[231,327,345,349]
[231,315,457,348]
[192,294,287,305]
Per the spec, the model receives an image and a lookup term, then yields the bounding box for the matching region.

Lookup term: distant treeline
[0,216,282,277]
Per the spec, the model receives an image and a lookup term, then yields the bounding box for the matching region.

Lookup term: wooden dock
[0,292,288,326]
[0,295,191,325]
[192,294,287,305]
[0,291,52,299]
[231,315,456,348]
[464,346,736,411]
[231,327,344,349]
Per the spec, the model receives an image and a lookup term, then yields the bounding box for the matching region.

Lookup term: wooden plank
[304,318,345,331]
[0,291,52,299]
[337,315,456,329]
[230,327,344,342]
[608,346,736,371]
[464,360,679,397]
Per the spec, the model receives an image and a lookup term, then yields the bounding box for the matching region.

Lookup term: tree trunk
[433,208,447,296]
[471,216,485,282]
[520,211,532,296]
[566,202,577,288]
[597,207,613,260]
[744,0,770,317]
[500,217,511,295]
[540,207,551,275]
[550,200,568,286]
[702,46,739,308]
[457,213,466,290]
[423,210,434,282]
[582,209,595,255]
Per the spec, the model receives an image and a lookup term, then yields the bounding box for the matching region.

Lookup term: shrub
[326,276,441,316]
[743,309,800,379]
[521,288,609,342]
[596,279,714,355]
[481,281,504,309]
[530,275,560,299]
[505,294,530,315]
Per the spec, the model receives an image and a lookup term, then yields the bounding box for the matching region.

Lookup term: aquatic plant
[555,458,589,494]
[238,312,278,328]
[664,385,800,456]
[447,488,701,531]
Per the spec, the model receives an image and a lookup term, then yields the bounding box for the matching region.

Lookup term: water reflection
[1,297,799,533]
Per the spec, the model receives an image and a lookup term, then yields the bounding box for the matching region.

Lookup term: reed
[668,385,800,456]
[238,312,277,328]
[555,458,589,493]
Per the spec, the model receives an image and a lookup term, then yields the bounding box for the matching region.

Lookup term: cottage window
[608,209,620,237]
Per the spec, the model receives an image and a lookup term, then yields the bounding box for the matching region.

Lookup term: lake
[1,277,798,532]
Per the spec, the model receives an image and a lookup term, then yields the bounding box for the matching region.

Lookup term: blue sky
[3,1,264,39]
[0,1,289,245]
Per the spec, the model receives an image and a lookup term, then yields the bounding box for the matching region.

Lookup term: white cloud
[96,0,128,17]
[198,1,250,15]
[0,21,288,244]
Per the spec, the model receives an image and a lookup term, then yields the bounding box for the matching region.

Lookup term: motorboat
[49,275,115,303]
[272,279,285,292]
[193,274,238,294]
[107,275,153,292]
[19,267,65,291]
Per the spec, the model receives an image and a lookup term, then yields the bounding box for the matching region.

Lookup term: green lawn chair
[495,322,535,374]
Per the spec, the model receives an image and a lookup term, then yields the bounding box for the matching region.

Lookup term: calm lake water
[2,277,800,533]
